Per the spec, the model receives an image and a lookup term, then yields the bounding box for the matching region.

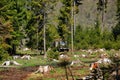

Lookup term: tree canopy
[0,0,120,59]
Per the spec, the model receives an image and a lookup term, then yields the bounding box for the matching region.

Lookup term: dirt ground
[0,66,88,80]
[0,66,120,80]
[0,66,38,80]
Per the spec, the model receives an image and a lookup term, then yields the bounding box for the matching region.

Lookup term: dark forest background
[0,0,120,60]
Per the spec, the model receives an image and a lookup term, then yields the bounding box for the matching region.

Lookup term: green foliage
[57,0,71,40]
[15,56,48,67]
[112,0,120,41]
[0,0,29,54]
[0,0,120,58]
[45,25,60,48]
[0,47,10,60]
[97,0,108,12]
[25,0,57,49]
[112,25,120,40]
[47,49,59,60]
[116,0,120,22]
[74,25,117,49]
[112,40,120,50]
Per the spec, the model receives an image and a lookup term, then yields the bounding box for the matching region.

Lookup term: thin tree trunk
[68,66,74,80]
[116,63,119,80]
[43,12,47,58]
[12,44,16,55]
[71,0,74,54]
[65,66,69,80]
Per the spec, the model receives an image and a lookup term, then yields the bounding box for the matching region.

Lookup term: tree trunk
[116,63,119,80]
[65,66,69,80]
[12,44,16,55]
[68,66,74,80]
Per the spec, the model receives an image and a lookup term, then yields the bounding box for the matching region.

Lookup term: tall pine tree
[112,0,120,40]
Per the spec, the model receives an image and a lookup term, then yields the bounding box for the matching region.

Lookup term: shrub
[0,47,10,60]
[47,49,59,60]
[103,40,113,50]
[112,41,120,50]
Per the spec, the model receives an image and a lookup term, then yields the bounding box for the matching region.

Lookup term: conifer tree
[112,0,120,40]
[96,0,108,33]
[57,0,71,41]
[58,0,83,44]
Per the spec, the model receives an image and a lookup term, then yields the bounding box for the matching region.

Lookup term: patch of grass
[43,78,57,80]
[79,57,97,63]
[25,73,43,80]
[0,68,3,71]
[15,56,47,68]
[0,50,118,80]
[74,51,88,55]
[17,49,40,55]
[79,67,89,75]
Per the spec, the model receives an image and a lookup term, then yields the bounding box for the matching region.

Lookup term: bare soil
[0,66,88,80]
[0,66,38,80]
[0,66,120,80]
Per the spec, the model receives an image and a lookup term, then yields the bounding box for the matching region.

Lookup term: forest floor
[0,66,38,80]
[0,65,120,80]
[0,65,89,80]
[0,50,120,80]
